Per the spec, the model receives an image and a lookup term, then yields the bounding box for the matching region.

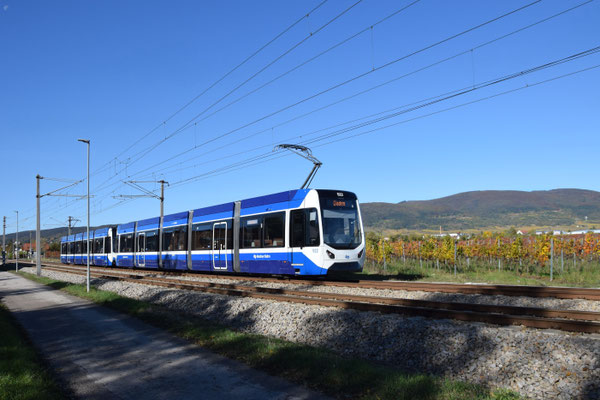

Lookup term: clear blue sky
[1,0,599,234]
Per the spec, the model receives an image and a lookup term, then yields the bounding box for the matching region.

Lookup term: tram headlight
[326,250,335,259]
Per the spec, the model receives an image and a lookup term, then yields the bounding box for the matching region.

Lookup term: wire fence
[366,233,600,278]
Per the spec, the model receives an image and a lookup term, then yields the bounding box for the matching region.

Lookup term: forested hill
[6,189,600,242]
[360,189,600,231]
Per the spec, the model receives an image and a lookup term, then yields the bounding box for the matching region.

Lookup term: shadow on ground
[330,270,425,282]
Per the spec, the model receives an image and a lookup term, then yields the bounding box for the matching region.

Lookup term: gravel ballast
[160,273,600,312]
[23,267,600,400]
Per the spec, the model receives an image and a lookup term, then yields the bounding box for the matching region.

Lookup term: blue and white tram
[92,228,112,266]
[73,232,83,264]
[60,227,116,266]
[61,189,365,275]
[60,236,68,263]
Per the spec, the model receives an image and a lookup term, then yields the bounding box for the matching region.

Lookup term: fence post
[497,238,501,271]
[561,238,564,273]
[550,237,554,281]
[454,240,457,276]
[383,240,386,272]
[402,242,405,265]
[419,241,422,269]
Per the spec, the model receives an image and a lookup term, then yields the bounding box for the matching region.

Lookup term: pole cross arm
[124,181,161,199]
[121,180,169,200]
[39,177,85,198]
[273,144,322,189]
[43,194,89,198]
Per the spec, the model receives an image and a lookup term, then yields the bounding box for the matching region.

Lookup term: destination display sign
[323,198,356,209]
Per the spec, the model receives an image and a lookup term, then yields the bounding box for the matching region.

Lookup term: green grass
[360,258,600,288]
[0,303,65,400]
[17,272,521,400]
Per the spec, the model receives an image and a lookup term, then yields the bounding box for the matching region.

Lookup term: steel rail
[18,260,600,300]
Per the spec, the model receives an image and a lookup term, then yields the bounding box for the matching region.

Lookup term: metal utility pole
[159,180,165,267]
[114,179,168,268]
[14,210,18,271]
[36,175,41,276]
[78,139,91,292]
[67,216,80,236]
[2,216,5,266]
[160,180,165,219]
[273,144,322,189]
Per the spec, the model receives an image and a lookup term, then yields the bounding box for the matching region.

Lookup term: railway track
[20,261,600,334]
[22,260,600,300]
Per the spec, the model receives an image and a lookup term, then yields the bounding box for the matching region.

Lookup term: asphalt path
[0,271,329,400]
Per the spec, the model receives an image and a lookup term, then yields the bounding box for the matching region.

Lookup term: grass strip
[18,271,521,400]
[0,303,65,400]
[359,259,600,288]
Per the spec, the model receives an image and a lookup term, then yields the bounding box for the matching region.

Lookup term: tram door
[137,233,146,267]
[212,222,228,270]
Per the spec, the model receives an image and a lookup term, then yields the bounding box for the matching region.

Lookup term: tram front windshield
[320,196,362,250]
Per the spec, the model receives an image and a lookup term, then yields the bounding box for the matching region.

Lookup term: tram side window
[163,226,187,251]
[76,241,82,254]
[137,234,144,253]
[227,220,233,249]
[290,208,320,247]
[119,233,134,253]
[242,217,262,248]
[94,238,104,254]
[307,209,319,245]
[178,226,188,250]
[264,212,285,247]
[214,220,233,250]
[192,223,212,250]
[105,237,111,254]
[145,230,159,252]
[68,242,73,255]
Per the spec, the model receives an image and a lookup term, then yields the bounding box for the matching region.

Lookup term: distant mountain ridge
[5,189,600,242]
[2,226,110,245]
[360,189,600,231]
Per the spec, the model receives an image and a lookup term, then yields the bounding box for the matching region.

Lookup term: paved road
[0,272,329,400]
